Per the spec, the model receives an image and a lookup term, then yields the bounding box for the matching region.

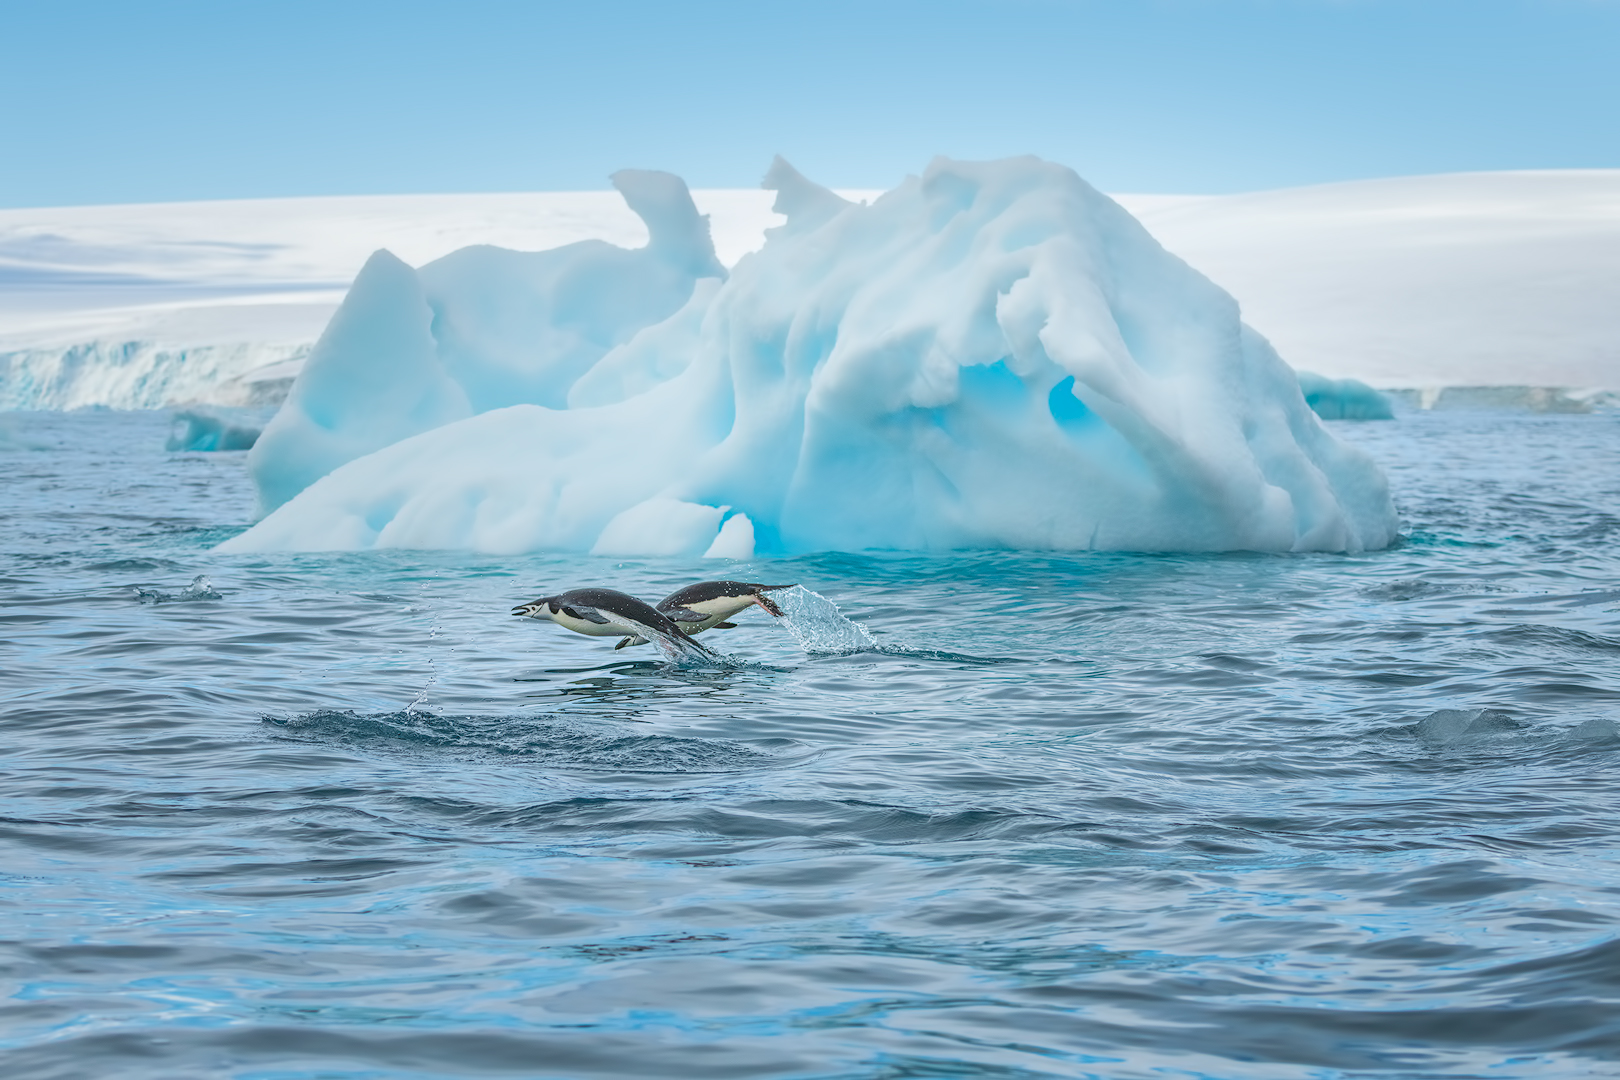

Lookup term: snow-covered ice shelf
[4,169,1617,412]
[1117,170,1620,391]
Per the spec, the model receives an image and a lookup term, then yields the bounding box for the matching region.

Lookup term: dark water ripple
[2,408,1619,1078]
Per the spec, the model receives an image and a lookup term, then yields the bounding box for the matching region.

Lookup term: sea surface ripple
[2,408,1618,1079]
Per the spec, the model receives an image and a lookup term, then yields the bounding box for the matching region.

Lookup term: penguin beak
[752,584,795,617]
[512,600,546,619]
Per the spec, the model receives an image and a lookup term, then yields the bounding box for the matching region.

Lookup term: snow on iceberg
[221,156,1398,557]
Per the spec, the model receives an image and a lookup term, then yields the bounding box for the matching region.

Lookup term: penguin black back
[659,580,795,616]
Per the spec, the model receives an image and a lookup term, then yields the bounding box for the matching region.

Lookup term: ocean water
[2,408,1618,1079]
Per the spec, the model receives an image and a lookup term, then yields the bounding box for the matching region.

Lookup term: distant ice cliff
[0,342,306,411]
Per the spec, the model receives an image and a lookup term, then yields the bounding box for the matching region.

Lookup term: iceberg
[166,407,267,452]
[1296,371,1394,420]
[221,157,1398,557]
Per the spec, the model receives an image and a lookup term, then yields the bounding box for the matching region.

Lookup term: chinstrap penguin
[615,580,795,650]
[512,587,716,657]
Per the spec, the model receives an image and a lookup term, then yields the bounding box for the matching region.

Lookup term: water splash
[771,585,1020,664]
[656,638,726,666]
[407,611,440,712]
[774,585,880,654]
[134,573,222,604]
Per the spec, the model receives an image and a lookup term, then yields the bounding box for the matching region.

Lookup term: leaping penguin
[512,587,716,657]
[614,580,796,650]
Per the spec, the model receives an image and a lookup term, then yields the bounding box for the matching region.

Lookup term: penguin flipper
[615,635,650,650]
[713,621,738,629]
[564,605,612,625]
[665,607,707,624]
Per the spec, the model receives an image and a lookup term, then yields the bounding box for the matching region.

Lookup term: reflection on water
[2,408,1619,1078]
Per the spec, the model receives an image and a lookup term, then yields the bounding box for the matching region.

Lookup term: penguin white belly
[671,597,756,630]
[549,610,636,637]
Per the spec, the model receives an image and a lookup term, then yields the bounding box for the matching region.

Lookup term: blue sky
[3,0,1617,206]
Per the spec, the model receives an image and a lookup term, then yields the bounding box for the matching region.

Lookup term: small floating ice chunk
[1296,371,1395,420]
[166,407,265,451]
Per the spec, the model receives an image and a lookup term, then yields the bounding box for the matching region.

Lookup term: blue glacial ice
[222,157,1398,557]
[1296,371,1395,421]
[166,407,267,451]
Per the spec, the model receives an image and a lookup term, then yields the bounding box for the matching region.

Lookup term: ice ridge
[243,169,725,515]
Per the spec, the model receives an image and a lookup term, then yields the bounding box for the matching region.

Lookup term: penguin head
[511,596,559,620]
